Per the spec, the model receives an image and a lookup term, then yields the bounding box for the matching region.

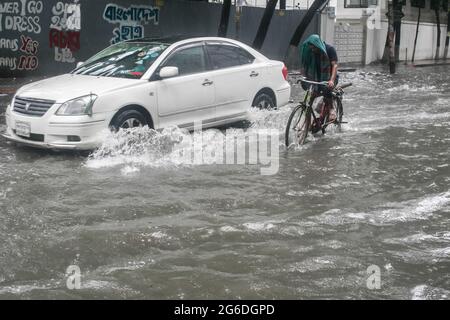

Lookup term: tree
[387,0,396,73]
[218,0,232,37]
[431,0,442,59]
[444,0,449,58]
[289,0,328,47]
[411,0,426,62]
[284,0,329,68]
[393,0,405,62]
[252,0,278,50]
[411,6,422,62]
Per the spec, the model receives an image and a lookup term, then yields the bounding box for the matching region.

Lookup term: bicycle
[285,76,352,147]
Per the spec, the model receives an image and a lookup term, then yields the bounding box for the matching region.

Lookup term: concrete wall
[365,19,449,63]
[0,0,319,78]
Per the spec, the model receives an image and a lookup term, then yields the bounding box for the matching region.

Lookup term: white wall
[365,19,449,63]
[320,10,336,44]
[336,0,446,23]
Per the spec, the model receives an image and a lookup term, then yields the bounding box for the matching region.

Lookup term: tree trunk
[289,0,328,46]
[218,0,232,37]
[435,8,441,60]
[284,0,328,68]
[252,0,278,50]
[235,6,242,40]
[393,0,404,62]
[388,0,396,74]
[412,7,421,63]
[382,31,390,62]
[444,8,449,59]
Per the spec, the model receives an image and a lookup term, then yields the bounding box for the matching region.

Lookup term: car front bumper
[3,106,111,150]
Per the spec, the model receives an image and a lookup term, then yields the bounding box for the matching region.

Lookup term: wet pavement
[0,65,449,299]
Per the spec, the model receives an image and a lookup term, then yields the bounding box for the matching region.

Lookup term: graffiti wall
[49,0,81,63]
[0,0,42,73]
[0,0,318,77]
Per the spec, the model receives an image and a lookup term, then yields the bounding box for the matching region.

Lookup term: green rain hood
[299,34,331,82]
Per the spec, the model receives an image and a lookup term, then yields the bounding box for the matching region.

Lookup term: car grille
[14,97,55,117]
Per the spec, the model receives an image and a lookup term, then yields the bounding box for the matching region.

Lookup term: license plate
[15,121,31,138]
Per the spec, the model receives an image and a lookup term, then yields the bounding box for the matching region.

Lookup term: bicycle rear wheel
[285,104,311,147]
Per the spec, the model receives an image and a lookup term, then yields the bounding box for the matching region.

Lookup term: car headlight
[56,94,97,116]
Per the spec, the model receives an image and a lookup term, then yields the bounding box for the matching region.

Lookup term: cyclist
[299,34,339,132]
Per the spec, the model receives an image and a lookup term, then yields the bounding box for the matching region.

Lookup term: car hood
[15,74,143,103]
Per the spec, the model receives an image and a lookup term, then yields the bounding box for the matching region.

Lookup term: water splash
[85,108,289,173]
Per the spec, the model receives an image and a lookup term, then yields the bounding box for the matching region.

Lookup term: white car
[2,37,291,150]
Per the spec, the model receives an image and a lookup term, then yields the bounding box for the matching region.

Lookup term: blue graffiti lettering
[111,25,143,44]
[103,3,159,44]
[103,4,159,24]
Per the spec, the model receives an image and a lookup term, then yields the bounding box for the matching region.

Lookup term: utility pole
[387,0,396,73]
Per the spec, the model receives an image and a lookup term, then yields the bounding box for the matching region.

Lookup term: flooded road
[0,66,449,299]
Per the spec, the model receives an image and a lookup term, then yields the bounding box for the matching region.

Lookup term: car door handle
[202,79,214,86]
[250,71,259,77]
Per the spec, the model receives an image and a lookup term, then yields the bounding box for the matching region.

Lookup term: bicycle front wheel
[285,104,311,147]
[334,97,343,125]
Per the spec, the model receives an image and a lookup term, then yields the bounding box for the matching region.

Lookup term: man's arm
[328,60,338,88]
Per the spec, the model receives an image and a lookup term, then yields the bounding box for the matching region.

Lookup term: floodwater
[0,65,449,299]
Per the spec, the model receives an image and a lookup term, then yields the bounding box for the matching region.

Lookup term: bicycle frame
[285,74,352,146]
[297,76,351,127]
[299,80,328,128]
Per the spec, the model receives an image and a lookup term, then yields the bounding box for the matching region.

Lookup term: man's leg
[310,92,323,134]
[322,97,336,123]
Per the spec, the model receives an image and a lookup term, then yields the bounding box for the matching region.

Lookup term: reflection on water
[0,65,449,299]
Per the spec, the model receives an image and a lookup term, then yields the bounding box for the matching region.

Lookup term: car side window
[162,45,206,76]
[206,44,255,70]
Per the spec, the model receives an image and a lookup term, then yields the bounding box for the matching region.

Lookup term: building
[209,0,315,9]
[334,0,449,64]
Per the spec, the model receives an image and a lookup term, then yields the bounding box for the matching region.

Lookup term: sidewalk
[0,77,46,95]
[0,79,19,95]
[411,59,450,68]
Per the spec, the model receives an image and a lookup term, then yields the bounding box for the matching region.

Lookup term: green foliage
[430,0,444,11]
[411,0,425,8]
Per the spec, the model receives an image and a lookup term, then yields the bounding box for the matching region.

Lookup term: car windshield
[71,42,170,79]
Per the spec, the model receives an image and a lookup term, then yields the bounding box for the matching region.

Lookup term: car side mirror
[159,66,179,79]
[76,61,84,68]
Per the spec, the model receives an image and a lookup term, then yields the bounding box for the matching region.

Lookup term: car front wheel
[110,109,148,131]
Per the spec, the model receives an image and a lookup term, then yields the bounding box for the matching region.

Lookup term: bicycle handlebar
[295,76,328,86]
[295,76,352,91]
[339,83,353,89]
